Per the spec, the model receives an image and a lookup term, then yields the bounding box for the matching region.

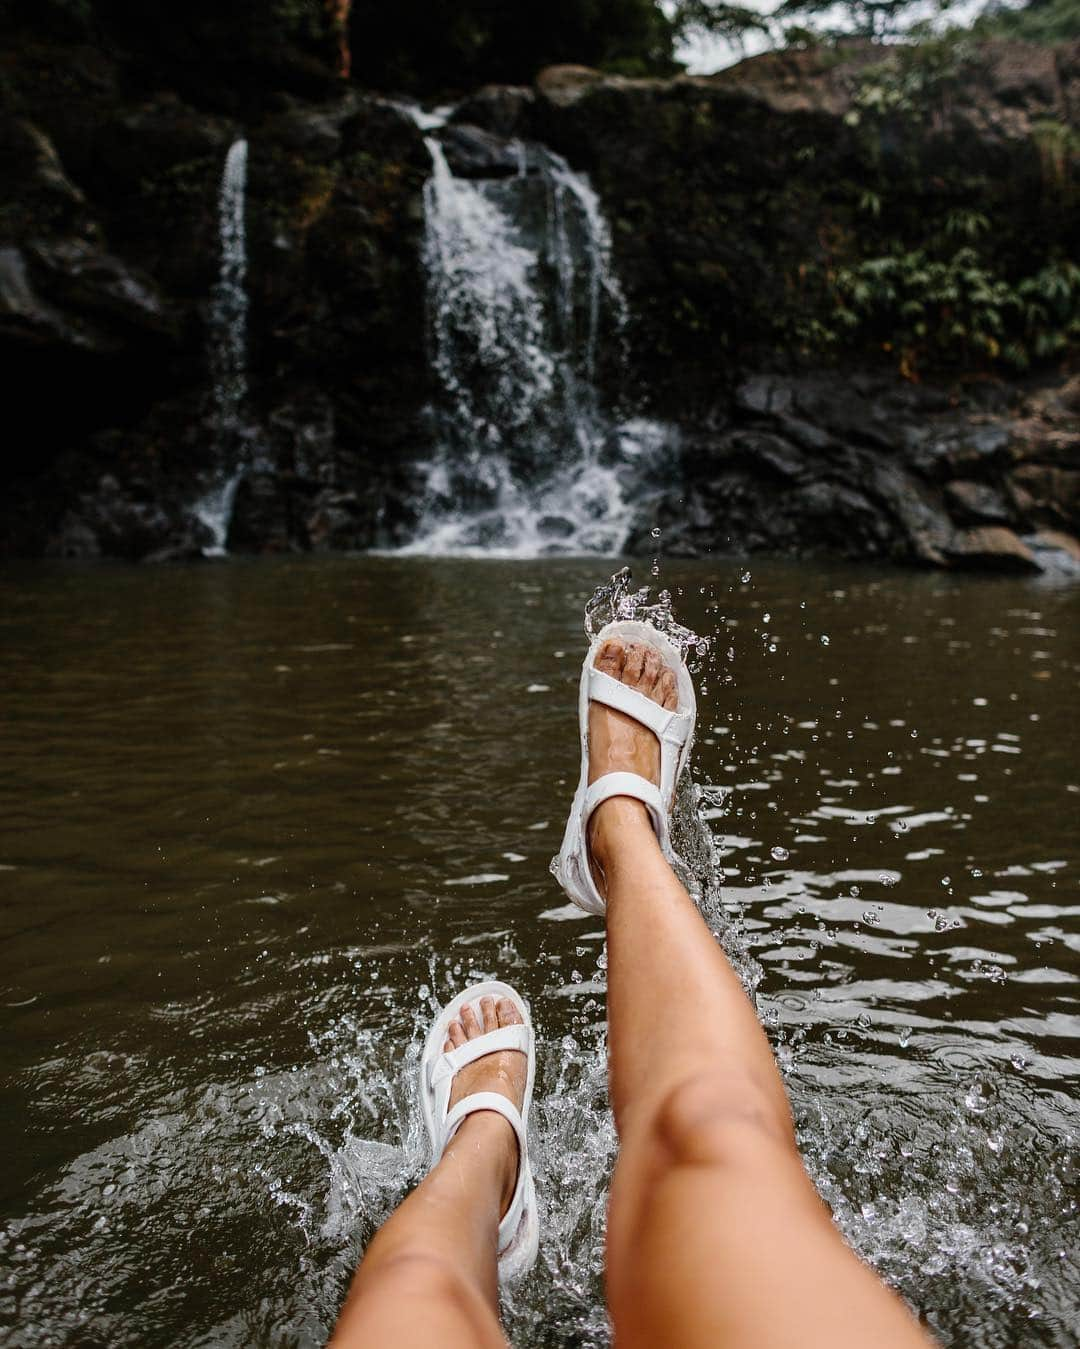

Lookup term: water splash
[399,127,670,557]
[575,569,760,992]
[584,566,712,670]
[193,137,249,556]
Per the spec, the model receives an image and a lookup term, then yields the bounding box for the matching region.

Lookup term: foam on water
[6,965,1074,1348]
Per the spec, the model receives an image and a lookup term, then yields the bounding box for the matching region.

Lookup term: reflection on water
[0,558,1077,1347]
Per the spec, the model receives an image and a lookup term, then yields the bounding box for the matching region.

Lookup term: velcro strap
[582,771,665,840]
[428,1023,531,1089]
[588,668,677,738]
[440,1091,526,1157]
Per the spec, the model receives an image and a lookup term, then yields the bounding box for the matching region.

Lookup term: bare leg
[330,997,525,1349]
[586,638,935,1349]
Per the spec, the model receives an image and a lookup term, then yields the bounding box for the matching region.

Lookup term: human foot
[444,995,528,1215]
[587,637,679,885]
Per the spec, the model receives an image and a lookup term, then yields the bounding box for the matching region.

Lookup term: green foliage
[827,249,1080,375]
[843,33,976,129]
[972,0,1080,44]
[666,1,771,41]
[1031,119,1080,193]
[773,0,955,39]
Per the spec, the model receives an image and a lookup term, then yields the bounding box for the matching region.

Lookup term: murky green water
[1,557,1077,1347]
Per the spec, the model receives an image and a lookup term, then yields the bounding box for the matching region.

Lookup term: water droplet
[964,1082,989,1114]
[771,845,789,862]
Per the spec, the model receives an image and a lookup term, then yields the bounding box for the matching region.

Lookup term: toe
[658,668,678,710]
[448,1019,467,1048]
[623,642,646,685]
[641,646,662,695]
[480,996,498,1033]
[496,996,523,1027]
[596,638,626,677]
[461,1003,482,1039]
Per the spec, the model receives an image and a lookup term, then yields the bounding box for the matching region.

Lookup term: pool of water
[1,556,1077,1347]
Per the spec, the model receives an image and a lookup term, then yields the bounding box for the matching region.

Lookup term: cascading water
[193,137,249,556]
[401,121,670,556]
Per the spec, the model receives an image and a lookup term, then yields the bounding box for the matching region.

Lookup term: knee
[651,1071,795,1167]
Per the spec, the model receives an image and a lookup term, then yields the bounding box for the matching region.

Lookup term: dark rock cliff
[1,12,1077,570]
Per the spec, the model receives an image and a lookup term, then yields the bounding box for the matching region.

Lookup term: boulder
[436,124,522,179]
[944,479,1013,526]
[1025,529,1080,575]
[944,525,1041,572]
[47,474,179,560]
[1009,463,1080,531]
[0,245,95,349]
[451,86,536,140]
[264,94,360,163]
[536,65,610,109]
[228,471,300,554]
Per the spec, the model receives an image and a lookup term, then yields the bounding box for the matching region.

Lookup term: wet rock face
[0,21,431,562]
[0,8,1077,571]
[640,370,1080,574]
[525,44,1079,400]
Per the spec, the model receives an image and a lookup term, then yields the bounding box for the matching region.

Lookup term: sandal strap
[583,772,670,850]
[587,668,690,744]
[439,1091,528,1253]
[428,1023,531,1089]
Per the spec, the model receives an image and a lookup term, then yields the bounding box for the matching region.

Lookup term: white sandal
[419,980,539,1282]
[554,619,696,915]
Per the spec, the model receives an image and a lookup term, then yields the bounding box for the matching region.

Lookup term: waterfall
[401,122,667,557]
[194,137,249,556]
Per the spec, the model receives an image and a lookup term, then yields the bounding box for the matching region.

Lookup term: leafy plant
[843,34,975,129]
[827,249,1080,375]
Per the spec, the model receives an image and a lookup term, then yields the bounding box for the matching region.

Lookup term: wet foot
[444,995,527,1215]
[587,637,678,889]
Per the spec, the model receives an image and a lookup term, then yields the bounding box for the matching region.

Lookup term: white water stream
[400,118,670,557]
[193,137,249,555]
